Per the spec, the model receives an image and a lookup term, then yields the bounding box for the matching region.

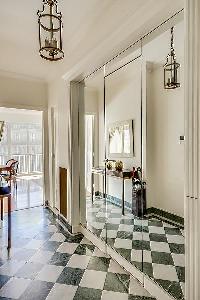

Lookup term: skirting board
[80,225,176,300]
[146,207,184,228]
[47,205,80,234]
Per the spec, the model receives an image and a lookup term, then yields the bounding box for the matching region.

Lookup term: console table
[91,167,133,215]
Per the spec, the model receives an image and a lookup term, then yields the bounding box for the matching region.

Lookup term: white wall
[0,74,47,110]
[0,108,42,124]
[97,59,142,205]
[146,64,184,217]
[145,22,185,217]
[47,78,71,217]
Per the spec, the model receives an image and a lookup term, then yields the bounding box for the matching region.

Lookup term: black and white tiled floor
[86,197,185,300]
[0,207,155,300]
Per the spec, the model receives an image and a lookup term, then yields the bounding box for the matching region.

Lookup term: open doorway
[0,107,44,211]
[85,114,94,196]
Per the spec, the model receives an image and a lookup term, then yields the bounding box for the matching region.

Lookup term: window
[0,122,43,174]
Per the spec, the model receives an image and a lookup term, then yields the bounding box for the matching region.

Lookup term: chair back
[6,159,19,176]
[6,159,16,167]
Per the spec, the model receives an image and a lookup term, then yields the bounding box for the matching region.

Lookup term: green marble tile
[151,251,174,265]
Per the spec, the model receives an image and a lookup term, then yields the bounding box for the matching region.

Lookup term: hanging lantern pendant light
[38,0,64,61]
[164,27,180,89]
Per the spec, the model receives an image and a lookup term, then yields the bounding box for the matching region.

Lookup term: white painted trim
[80,226,107,254]
[0,69,47,83]
[185,1,200,299]
[72,225,81,234]
[0,102,46,112]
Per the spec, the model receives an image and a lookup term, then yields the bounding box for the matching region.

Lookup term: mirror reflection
[83,18,185,300]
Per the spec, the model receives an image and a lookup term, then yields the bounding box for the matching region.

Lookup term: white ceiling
[0,0,184,82]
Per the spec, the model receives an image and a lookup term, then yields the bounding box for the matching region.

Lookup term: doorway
[85,114,94,196]
[0,107,44,211]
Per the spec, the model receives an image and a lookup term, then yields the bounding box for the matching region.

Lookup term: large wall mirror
[81,13,185,300]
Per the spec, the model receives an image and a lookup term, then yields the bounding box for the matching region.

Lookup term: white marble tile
[30,250,54,264]
[49,233,66,243]
[67,254,90,269]
[172,253,185,267]
[153,263,179,281]
[107,218,121,225]
[166,234,185,244]
[80,270,107,289]
[91,222,105,230]
[96,212,108,218]
[80,237,93,245]
[46,283,77,300]
[100,229,118,239]
[133,232,150,241]
[24,239,44,250]
[35,264,64,282]
[0,277,31,299]
[57,242,78,254]
[118,224,134,233]
[0,260,26,276]
[143,250,152,263]
[46,225,58,232]
[129,277,151,296]
[131,249,142,262]
[92,248,109,258]
[150,241,170,253]
[114,238,132,250]
[148,226,165,234]
[108,260,128,274]
[101,290,128,300]
[134,219,148,227]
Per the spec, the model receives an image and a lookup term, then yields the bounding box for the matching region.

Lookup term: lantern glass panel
[164,60,180,89]
[38,0,64,61]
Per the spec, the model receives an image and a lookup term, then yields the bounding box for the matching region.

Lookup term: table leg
[7,195,11,250]
[91,173,94,203]
[103,175,105,199]
[0,198,3,221]
[122,178,125,215]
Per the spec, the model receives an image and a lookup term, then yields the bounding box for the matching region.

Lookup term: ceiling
[0,0,184,82]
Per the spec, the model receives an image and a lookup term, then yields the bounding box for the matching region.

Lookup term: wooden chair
[2,159,19,198]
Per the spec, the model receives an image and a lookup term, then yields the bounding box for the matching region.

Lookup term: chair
[2,159,19,197]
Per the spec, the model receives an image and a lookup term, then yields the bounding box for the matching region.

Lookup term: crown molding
[0,69,47,83]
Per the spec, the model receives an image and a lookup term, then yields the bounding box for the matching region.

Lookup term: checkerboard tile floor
[0,207,155,300]
[86,197,185,300]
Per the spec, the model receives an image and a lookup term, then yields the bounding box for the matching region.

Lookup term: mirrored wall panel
[84,69,108,244]
[142,20,185,300]
[81,16,185,300]
[103,48,147,271]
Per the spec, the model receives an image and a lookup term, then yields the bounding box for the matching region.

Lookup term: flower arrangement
[115,160,123,172]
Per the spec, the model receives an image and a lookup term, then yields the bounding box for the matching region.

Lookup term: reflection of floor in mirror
[0,207,156,300]
[86,196,185,300]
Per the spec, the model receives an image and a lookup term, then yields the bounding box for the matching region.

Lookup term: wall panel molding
[185,0,200,299]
